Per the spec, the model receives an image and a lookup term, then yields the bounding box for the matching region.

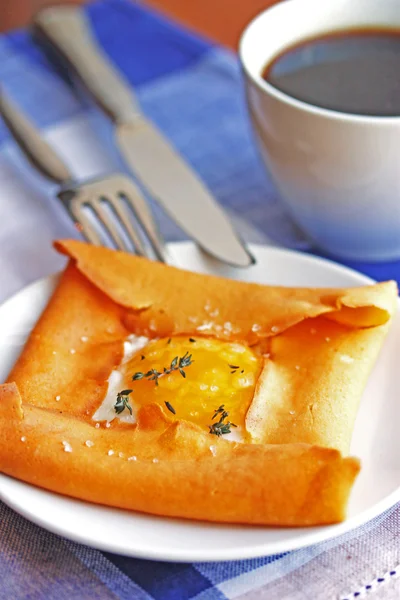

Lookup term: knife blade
[33,6,255,268]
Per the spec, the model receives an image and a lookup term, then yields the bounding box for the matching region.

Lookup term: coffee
[262,29,400,116]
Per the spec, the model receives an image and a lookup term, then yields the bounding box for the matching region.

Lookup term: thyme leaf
[165,401,176,414]
[132,372,144,381]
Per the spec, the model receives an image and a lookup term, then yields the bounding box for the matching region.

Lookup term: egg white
[92,335,149,424]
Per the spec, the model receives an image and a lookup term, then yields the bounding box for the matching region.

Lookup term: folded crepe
[0,240,397,526]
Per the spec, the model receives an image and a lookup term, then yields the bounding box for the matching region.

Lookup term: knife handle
[33,6,140,124]
[0,91,72,184]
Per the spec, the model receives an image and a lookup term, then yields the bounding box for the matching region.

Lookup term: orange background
[0,0,278,48]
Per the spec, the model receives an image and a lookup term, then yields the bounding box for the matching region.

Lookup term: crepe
[0,240,397,526]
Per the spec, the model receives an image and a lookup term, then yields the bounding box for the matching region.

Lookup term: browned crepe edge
[0,383,360,526]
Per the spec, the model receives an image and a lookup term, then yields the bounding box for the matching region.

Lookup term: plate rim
[0,241,378,309]
[1,241,399,563]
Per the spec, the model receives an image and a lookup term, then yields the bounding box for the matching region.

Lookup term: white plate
[0,242,399,562]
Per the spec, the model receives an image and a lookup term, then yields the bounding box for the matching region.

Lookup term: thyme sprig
[131,351,194,386]
[114,389,133,415]
[114,351,194,416]
[208,404,237,436]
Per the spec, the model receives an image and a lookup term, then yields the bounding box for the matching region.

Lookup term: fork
[0,92,168,262]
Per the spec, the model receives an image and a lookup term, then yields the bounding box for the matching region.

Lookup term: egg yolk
[122,336,262,431]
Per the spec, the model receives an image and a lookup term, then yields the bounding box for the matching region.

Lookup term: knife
[32,6,255,268]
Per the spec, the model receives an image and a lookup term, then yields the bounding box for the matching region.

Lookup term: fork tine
[119,190,168,263]
[68,203,103,246]
[105,196,149,257]
[91,199,132,253]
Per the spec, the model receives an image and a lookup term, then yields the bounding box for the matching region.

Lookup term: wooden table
[1,0,277,48]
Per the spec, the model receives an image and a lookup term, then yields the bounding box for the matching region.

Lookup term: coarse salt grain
[289,410,295,415]
[225,323,241,335]
[70,348,76,354]
[20,436,26,442]
[105,422,111,428]
[210,308,219,317]
[197,321,214,332]
[340,354,354,364]
[95,423,100,429]
[81,336,88,342]
[152,458,159,463]
[230,343,246,354]
[118,452,124,458]
[199,383,208,391]
[62,441,72,453]
[108,449,114,456]
[251,323,261,332]
[271,325,279,333]
[210,385,219,392]
[209,445,217,456]
[85,440,94,448]
[52,351,57,355]
[128,456,137,461]
[55,395,61,401]
[237,374,254,388]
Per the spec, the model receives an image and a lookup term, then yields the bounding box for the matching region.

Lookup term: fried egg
[93,334,262,436]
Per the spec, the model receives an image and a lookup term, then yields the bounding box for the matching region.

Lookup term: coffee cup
[239,0,400,261]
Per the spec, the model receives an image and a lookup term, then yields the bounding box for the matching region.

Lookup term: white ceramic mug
[239,0,400,261]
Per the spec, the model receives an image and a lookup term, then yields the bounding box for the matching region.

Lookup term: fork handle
[0,92,72,184]
[33,6,140,124]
